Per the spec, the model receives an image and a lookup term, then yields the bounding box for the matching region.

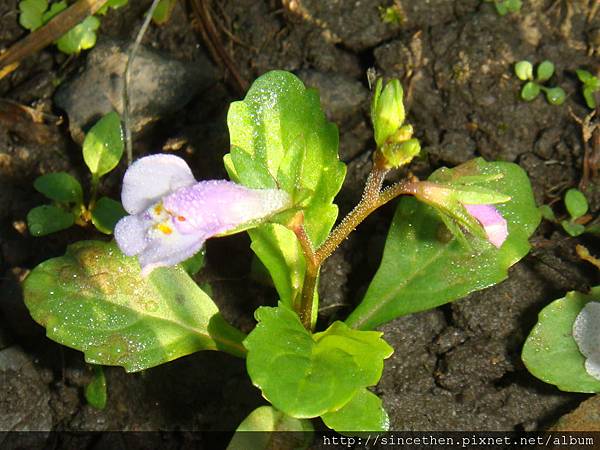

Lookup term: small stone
[297,70,368,126]
[55,38,218,144]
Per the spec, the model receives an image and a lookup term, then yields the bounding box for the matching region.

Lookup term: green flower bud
[381,138,421,169]
[371,78,405,148]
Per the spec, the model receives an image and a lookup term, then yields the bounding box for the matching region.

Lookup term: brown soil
[1,0,599,445]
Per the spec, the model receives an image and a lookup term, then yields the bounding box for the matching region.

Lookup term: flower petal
[121,154,196,214]
[573,302,600,381]
[114,214,150,256]
[463,204,508,248]
[137,231,206,276]
[163,180,292,236]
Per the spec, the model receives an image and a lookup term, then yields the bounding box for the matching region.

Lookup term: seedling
[514,60,566,105]
[18,0,127,54]
[22,71,540,436]
[484,0,522,16]
[26,112,126,236]
[539,188,598,237]
[576,69,600,109]
[379,3,404,25]
[85,365,107,409]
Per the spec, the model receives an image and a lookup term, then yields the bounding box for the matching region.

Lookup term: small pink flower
[115,154,291,276]
[463,204,508,248]
[413,181,509,248]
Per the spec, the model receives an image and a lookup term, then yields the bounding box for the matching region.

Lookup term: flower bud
[413,181,509,248]
[371,78,405,148]
[380,138,421,169]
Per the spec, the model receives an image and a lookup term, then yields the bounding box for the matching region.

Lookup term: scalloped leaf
[23,241,246,372]
[321,388,389,434]
[522,287,600,393]
[227,406,313,450]
[225,71,346,310]
[346,158,540,330]
[244,304,392,418]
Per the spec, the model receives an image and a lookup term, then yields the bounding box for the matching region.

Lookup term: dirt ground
[1,0,599,444]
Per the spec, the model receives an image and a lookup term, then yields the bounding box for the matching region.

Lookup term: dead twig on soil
[576,244,600,271]
[190,0,248,95]
[569,107,600,190]
[0,0,109,79]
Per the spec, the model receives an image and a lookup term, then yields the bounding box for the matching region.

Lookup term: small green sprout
[539,188,598,237]
[514,60,566,105]
[27,112,126,236]
[84,365,107,410]
[18,0,127,55]
[484,0,522,16]
[379,3,404,25]
[576,69,600,109]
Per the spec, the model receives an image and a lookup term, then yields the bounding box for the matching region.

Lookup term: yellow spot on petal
[154,204,163,215]
[157,223,172,235]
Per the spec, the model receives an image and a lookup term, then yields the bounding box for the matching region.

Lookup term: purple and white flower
[463,204,508,248]
[115,154,291,276]
[414,181,509,248]
[573,301,600,381]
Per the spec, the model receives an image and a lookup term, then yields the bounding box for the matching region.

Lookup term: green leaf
[539,204,556,222]
[494,2,509,15]
[561,220,585,237]
[536,60,555,82]
[225,71,346,309]
[23,241,246,372]
[85,365,107,409]
[152,0,176,24]
[583,86,597,109]
[543,86,566,106]
[19,0,48,31]
[576,69,595,84]
[227,406,314,450]
[321,389,389,434]
[346,158,540,330]
[97,0,128,15]
[27,205,74,236]
[522,287,600,393]
[91,197,127,234]
[83,112,124,178]
[55,16,101,54]
[244,304,392,418]
[506,0,522,12]
[40,0,66,22]
[564,188,588,219]
[34,172,83,204]
[514,61,533,81]
[521,81,540,101]
[180,249,206,276]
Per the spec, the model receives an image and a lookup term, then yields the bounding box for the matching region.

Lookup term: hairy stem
[292,152,420,330]
[290,214,318,329]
